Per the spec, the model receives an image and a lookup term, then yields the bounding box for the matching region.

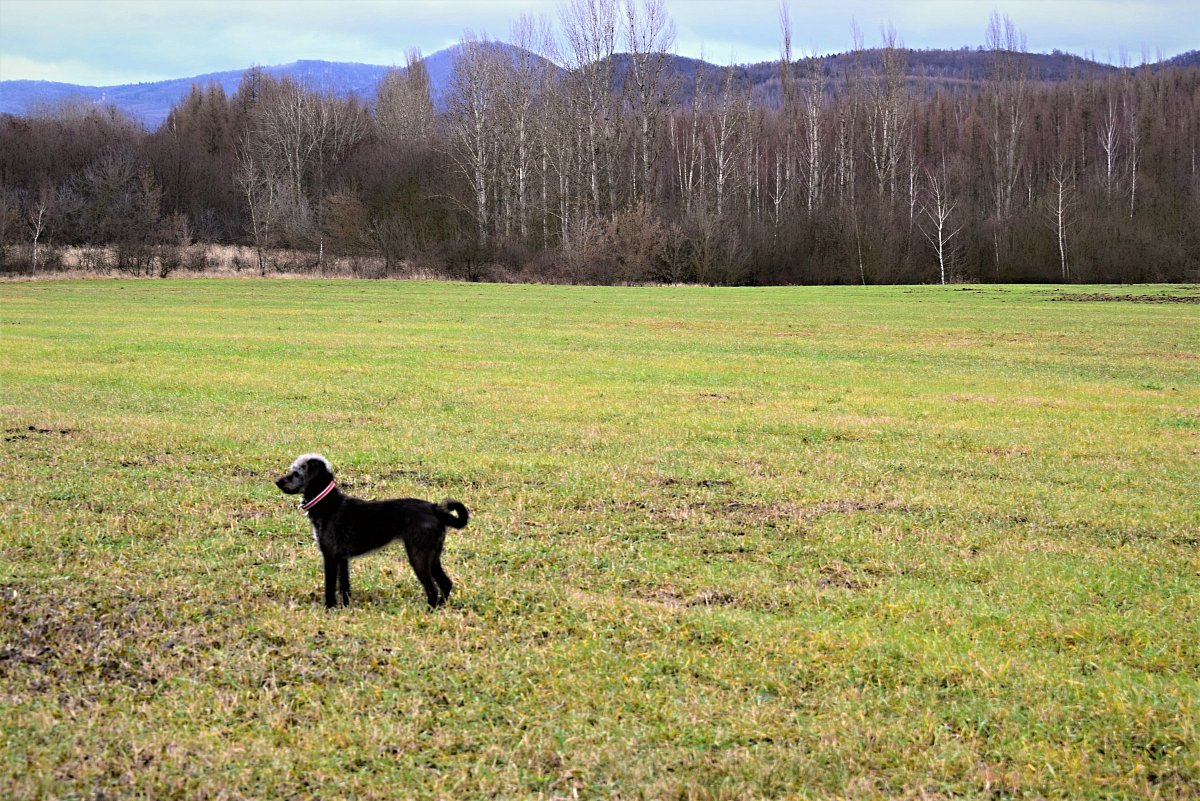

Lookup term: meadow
[1,279,1197,800]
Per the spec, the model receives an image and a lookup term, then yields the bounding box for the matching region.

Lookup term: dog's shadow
[303,586,455,612]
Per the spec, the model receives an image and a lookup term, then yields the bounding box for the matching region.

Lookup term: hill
[628,47,1122,107]
[0,61,395,128]
[1164,49,1200,68]
[0,45,1185,130]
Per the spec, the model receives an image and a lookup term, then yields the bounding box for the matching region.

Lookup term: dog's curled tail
[436,499,469,529]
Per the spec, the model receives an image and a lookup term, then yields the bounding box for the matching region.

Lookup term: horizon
[0,0,1196,88]
[2,40,1193,94]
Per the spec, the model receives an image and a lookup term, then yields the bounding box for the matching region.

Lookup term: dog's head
[275,453,334,495]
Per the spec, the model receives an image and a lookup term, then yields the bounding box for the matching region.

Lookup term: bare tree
[498,15,555,243]
[623,0,676,205]
[843,20,867,283]
[800,53,827,214]
[251,78,317,231]
[764,114,788,228]
[76,148,163,274]
[537,73,579,248]
[986,11,1029,275]
[0,188,18,270]
[774,2,796,223]
[918,169,962,284]
[235,135,283,275]
[446,34,501,246]
[669,57,706,216]
[246,77,369,263]
[1046,160,1075,281]
[23,182,55,273]
[709,67,748,219]
[559,0,619,218]
[310,94,371,267]
[866,24,909,198]
[1124,81,1141,218]
[376,50,436,146]
[1097,97,1119,198]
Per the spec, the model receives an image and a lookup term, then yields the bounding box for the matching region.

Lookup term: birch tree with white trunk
[918,169,962,285]
[23,183,55,273]
[1124,84,1140,218]
[1097,98,1119,199]
[670,60,706,216]
[623,0,675,205]
[1047,161,1075,281]
[559,0,619,218]
[446,36,499,246]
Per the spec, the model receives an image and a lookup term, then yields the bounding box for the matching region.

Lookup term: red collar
[301,480,336,511]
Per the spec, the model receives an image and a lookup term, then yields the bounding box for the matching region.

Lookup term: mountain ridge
[2,45,1194,129]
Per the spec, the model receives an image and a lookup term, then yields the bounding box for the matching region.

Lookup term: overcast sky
[1,0,1195,86]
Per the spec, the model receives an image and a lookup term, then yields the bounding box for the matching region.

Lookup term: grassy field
[1,279,1197,800]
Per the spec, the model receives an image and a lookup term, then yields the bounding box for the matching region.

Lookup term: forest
[1,0,1198,285]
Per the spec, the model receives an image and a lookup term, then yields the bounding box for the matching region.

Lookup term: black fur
[275,454,468,609]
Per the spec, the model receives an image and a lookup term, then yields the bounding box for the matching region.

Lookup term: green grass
[1,279,1197,800]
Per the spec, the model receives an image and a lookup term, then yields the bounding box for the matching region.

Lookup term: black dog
[275,454,468,609]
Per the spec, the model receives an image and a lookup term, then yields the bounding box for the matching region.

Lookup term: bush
[77,245,111,273]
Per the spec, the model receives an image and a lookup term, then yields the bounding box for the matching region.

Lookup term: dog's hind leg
[431,551,453,602]
[404,544,442,608]
[337,558,351,607]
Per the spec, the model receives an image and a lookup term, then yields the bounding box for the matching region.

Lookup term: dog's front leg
[337,558,351,607]
[323,553,339,609]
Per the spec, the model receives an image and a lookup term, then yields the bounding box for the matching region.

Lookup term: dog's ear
[305,457,333,486]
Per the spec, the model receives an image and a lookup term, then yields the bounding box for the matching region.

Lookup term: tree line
[2,0,1198,284]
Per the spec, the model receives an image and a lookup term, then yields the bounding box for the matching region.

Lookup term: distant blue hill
[0,45,534,128]
[0,55,455,129]
[2,45,1176,130]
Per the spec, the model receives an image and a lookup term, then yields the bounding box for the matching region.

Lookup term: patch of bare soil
[1051,293,1200,304]
[0,588,166,691]
[4,425,74,442]
[718,498,909,527]
[634,586,737,609]
[816,563,873,591]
